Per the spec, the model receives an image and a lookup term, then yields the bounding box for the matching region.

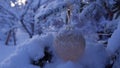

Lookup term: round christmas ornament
[54,28,86,62]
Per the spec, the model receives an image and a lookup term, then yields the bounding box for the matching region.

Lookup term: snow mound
[107,21,120,56]
[57,61,83,68]
[83,44,108,68]
[0,33,54,68]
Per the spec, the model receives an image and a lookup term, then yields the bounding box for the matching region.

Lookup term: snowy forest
[0,0,120,68]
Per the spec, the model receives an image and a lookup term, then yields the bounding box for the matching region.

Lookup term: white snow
[0,27,110,68]
[106,21,120,56]
[0,33,54,68]
[0,42,16,63]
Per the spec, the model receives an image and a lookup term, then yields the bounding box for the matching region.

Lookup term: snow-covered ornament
[54,28,86,62]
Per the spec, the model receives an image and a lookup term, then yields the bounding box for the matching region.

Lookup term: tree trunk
[5,30,12,45]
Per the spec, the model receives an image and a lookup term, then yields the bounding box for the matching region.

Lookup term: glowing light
[10,1,15,7]
[10,0,27,7]
[17,0,27,5]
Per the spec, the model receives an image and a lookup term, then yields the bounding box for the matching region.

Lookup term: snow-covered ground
[0,42,16,63]
[0,22,120,68]
[0,27,116,68]
[0,29,30,66]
